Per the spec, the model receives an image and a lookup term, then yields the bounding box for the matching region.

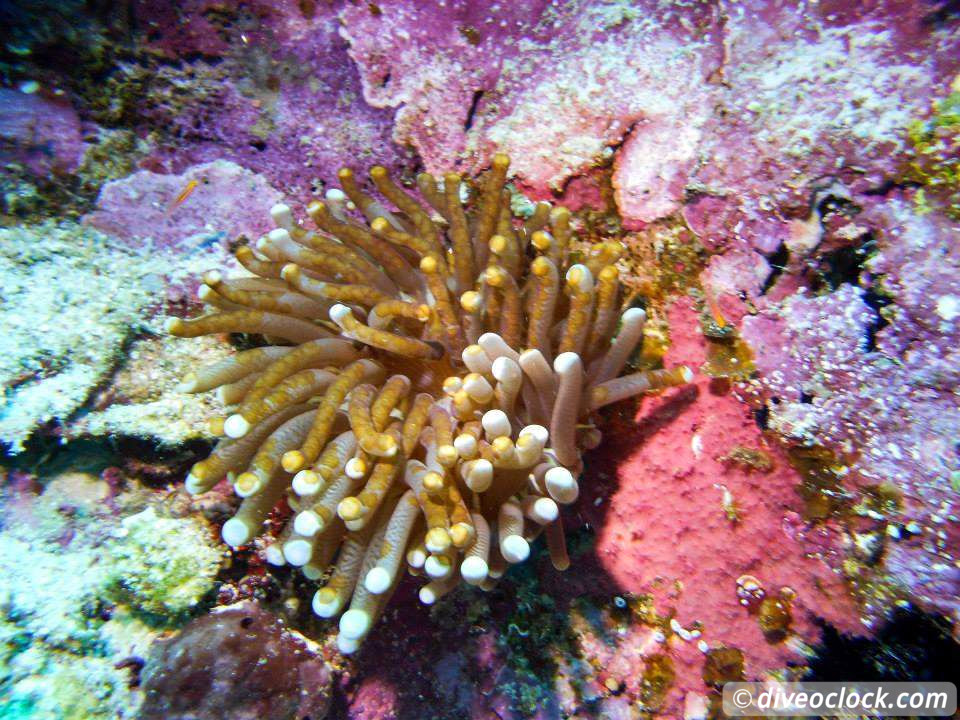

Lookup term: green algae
[497,566,572,717]
[107,506,224,620]
[902,90,960,219]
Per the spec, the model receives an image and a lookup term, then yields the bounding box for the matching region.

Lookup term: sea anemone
[167,154,692,653]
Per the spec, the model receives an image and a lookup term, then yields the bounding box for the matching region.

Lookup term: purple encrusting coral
[84,160,284,254]
[341,0,723,202]
[130,0,411,200]
[0,88,84,175]
[684,0,960,254]
[742,199,960,619]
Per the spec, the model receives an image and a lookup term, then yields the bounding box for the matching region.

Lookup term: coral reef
[0,468,226,719]
[1,0,958,717]
[0,220,231,453]
[168,155,692,652]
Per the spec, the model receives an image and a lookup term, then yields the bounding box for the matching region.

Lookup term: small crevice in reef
[464,89,484,131]
[760,242,789,296]
[809,232,893,353]
[805,607,960,682]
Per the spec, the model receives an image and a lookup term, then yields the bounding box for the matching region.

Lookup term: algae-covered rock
[0,220,230,453]
[0,471,229,719]
[108,507,224,618]
[0,475,156,719]
[0,222,155,452]
[0,637,138,720]
[66,334,231,447]
[140,602,333,720]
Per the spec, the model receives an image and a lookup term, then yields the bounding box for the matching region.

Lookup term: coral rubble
[168,155,692,652]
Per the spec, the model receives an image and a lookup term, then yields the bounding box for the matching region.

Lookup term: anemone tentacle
[168,154,692,653]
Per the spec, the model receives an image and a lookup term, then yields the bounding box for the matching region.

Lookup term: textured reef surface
[1,1,958,718]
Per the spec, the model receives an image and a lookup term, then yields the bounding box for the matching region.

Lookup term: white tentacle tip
[269,203,293,229]
[221,517,252,548]
[501,535,530,564]
[267,227,292,242]
[264,544,286,566]
[329,303,352,324]
[419,584,443,605]
[337,634,360,654]
[533,496,559,523]
[292,470,321,497]
[491,356,519,381]
[365,566,392,595]
[293,511,322,537]
[424,554,452,579]
[312,591,340,618]
[460,556,489,585]
[565,263,594,293]
[339,609,371,640]
[282,539,313,567]
[184,473,205,495]
[481,409,511,440]
[545,466,579,504]
[520,425,549,444]
[223,414,250,439]
[553,352,581,374]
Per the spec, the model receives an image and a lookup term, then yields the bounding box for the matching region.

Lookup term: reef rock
[140,602,333,720]
[741,201,960,621]
[84,160,283,255]
[0,88,84,176]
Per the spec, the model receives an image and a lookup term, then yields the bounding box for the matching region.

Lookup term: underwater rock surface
[0,0,958,718]
[140,602,332,720]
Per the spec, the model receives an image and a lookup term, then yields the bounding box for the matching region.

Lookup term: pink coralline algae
[741,201,960,622]
[0,88,84,175]
[84,160,283,253]
[685,0,960,254]
[341,0,721,202]
[587,299,862,714]
[340,1,960,240]
[130,0,410,198]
